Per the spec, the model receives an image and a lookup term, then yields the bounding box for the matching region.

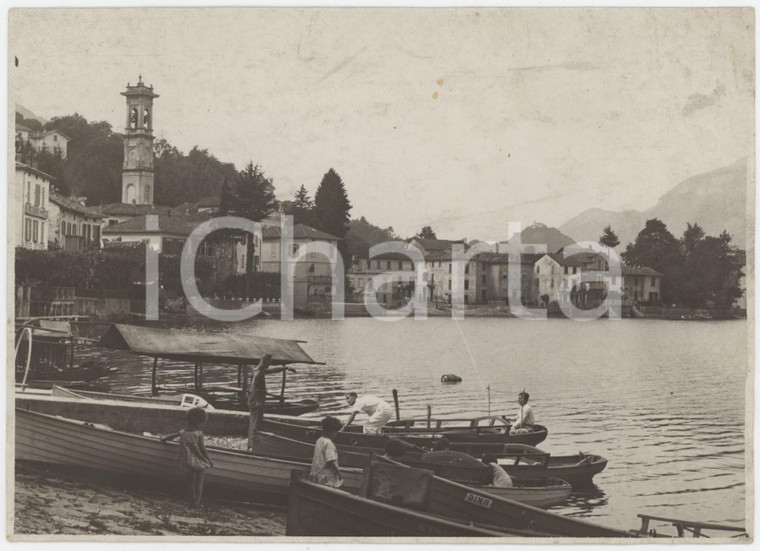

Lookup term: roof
[197,196,221,208]
[102,211,212,236]
[16,123,33,133]
[622,265,663,277]
[16,162,56,182]
[412,238,467,252]
[98,324,319,365]
[50,193,104,218]
[262,224,341,241]
[38,129,71,140]
[100,203,173,216]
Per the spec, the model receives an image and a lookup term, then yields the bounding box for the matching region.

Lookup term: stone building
[48,193,104,251]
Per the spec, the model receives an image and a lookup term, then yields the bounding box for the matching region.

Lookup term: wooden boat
[287,469,537,537]
[50,385,318,417]
[251,430,570,508]
[384,415,548,446]
[261,415,547,452]
[14,408,364,502]
[96,324,321,416]
[15,364,116,384]
[495,444,607,488]
[287,459,633,538]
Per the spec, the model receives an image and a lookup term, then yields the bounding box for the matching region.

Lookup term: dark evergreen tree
[291,185,314,226]
[680,222,705,258]
[599,225,620,248]
[312,169,352,258]
[416,226,437,240]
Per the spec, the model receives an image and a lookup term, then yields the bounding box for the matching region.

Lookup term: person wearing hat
[507,391,535,434]
[308,416,343,488]
[344,392,394,434]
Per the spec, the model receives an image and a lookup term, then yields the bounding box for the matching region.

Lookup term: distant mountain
[515,223,575,254]
[15,103,46,125]
[559,158,749,249]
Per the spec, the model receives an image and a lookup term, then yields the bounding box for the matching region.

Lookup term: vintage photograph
[8,7,753,541]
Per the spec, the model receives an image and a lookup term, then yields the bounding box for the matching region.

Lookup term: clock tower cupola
[121,75,159,205]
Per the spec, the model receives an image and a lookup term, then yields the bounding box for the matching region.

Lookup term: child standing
[161,407,214,508]
[308,416,343,488]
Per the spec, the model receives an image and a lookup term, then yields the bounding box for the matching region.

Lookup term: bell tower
[121,75,159,205]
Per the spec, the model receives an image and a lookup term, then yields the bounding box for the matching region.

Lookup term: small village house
[48,193,105,251]
[16,162,52,251]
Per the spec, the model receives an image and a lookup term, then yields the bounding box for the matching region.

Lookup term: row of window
[60,221,101,241]
[24,217,44,244]
[25,180,45,208]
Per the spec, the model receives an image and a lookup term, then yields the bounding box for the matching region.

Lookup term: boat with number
[288,458,633,538]
[252,430,570,508]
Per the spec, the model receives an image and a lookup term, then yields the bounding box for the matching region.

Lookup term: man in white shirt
[508,391,535,434]
[344,392,394,434]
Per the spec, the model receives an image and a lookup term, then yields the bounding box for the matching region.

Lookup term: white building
[15,162,52,250]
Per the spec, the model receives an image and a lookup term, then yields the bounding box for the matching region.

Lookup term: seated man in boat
[506,391,535,434]
[481,453,513,488]
[344,392,393,434]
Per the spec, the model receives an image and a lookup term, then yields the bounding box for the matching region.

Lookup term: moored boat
[95,324,321,415]
[251,430,571,508]
[15,408,363,501]
[261,416,547,453]
[286,468,538,537]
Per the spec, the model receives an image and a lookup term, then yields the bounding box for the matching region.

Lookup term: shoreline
[13,461,286,537]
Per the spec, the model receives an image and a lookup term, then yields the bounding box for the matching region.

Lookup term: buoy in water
[441,374,462,383]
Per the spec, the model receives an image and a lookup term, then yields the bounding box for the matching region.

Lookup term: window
[109,219,117,226]
[387,261,391,270]
[53,134,57,142]
[93,225,100,243]
[564,266,568,274]
[32,220,39,242]
[481,275,486,284]
[573,267,578,274]
[34,184,41,207]
[24,218,31,241]
[536,266,540,274]
[292,244,299,255]
[651,277,656,286]
[550,278,554,289]
[464,280,469,290]
[398,261,403,270]
[465,264,469,274]
[61,221,65,236]
[448,280,451,290]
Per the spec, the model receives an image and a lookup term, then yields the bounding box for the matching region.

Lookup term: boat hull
[262,417,547,452]
[14,408,364,502]
[287,474,517,537]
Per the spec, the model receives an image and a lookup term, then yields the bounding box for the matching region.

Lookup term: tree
[416,226,437,240]
[218,177,237,216]
[291,185,314,226]
[680,222,705,258]
[681,228,743,308]
[599,225,620,248]
[622,218,683,304]
[312,169,352,260]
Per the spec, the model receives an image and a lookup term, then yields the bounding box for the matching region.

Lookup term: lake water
[86,317,749,533]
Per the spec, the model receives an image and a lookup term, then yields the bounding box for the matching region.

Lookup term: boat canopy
[98,324,320,365]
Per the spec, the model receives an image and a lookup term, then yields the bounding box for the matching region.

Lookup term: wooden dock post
[392,389,400,421]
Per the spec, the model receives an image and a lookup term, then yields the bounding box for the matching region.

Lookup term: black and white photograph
[7,6,754,542]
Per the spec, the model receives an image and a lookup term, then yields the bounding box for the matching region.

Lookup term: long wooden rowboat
[286,471,536,538]
[261,416,547,452]
[14,408,364,502]
[384,415,549,447]
[50,385,318,417]
[252,431,570,508]
[287,460,632,538]
[15,364,117,383]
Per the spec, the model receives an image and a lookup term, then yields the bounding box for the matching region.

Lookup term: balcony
[24,203,48,219]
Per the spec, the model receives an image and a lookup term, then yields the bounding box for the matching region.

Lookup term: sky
[9,8,754,240]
